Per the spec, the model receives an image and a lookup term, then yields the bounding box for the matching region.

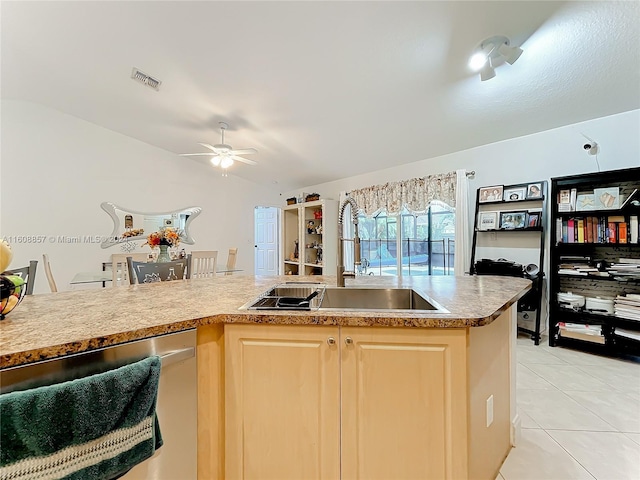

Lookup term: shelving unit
[281,200,337,276]
[549,167,640,355]
[470,181,548,344]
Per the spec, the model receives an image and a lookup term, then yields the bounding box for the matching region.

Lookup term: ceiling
[2,1,639,192]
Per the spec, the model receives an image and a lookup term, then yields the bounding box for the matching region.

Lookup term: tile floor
[497,334,640,480]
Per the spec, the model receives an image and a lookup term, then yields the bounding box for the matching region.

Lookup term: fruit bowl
[0,274,28,320]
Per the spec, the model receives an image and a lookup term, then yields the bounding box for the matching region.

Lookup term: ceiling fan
[179,122,257,169]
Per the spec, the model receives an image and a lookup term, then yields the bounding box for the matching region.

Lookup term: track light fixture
[469,35,523,81]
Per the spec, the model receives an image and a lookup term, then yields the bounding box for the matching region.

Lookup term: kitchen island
[0,275,530,479]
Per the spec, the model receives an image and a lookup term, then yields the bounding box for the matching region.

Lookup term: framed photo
[526,183,542,199]
[478,211,498,230]
[500,211,526,230]
[479,185,503,203]
[503,187,526,202]
[575,193,595,211]
[527,213,539,227]
[593,187,619,209]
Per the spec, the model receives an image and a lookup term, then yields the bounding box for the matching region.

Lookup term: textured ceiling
[2,1,639,191]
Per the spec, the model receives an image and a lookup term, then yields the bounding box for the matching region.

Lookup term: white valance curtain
[345,169,470,276]
[348,171,458,216]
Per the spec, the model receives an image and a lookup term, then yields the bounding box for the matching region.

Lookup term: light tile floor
[498,334,640,480]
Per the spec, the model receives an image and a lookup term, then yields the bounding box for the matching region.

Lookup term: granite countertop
[0,275,530,369]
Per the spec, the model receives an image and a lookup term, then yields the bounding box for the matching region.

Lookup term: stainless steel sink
[240,283,448,313]
[240,283,325,311]
[318,287,448,313]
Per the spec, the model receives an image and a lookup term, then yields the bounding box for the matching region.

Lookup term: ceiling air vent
[131,67,162,91]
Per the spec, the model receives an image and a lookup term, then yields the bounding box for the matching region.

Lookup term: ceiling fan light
[221,157,234,169]
[498,43,523,65]
[210,156,221,166]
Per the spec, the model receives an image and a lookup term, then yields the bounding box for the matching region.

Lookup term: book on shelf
[556,215,638,244]
[559,255,591,262]
[558,268,588,276]
[614,328,640,342]
[618,258,640,265]
[577,218,585,243]
[567,218,575,242]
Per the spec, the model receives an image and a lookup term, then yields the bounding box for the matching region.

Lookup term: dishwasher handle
[160,347,195,368]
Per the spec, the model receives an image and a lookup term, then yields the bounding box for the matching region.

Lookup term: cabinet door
[225,324,340,479]
[340,327,468,480]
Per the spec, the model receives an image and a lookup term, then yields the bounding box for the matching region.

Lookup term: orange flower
[145,228,181,248]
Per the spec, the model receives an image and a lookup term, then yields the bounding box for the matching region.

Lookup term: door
[225,324,340,480]
[340,327,468,480]
[254,206,279,276]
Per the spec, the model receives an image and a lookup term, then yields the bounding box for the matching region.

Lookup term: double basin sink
[240,283,448,314]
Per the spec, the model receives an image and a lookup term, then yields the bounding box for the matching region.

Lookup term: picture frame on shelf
[503,187,526,202]
[526,183,543,199]
[528,213,540,227]
[558,189,571,210]
[576,193,596,211]
[478,211,498,230]
[479,185,503,203]
[500,211,526,229]
[594,187,620,209]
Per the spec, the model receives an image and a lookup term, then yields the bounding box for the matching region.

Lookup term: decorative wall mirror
[100,202,202,249]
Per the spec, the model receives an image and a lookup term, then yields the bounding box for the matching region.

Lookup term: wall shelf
[470,180,548,345]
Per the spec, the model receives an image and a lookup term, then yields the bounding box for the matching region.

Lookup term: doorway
[254,206,279,275]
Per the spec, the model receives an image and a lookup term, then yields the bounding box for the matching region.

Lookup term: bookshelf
[281,200,337,276]
[469,180,547,344]
[549,167,640,354]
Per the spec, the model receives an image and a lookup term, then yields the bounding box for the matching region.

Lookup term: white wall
[290,109,639,266]
[290,109,640,205]
[1,100,281,293]
[289,109,639,330]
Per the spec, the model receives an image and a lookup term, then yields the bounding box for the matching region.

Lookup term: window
[348,205,455,276]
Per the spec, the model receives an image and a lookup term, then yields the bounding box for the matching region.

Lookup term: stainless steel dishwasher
[0,329,197,480]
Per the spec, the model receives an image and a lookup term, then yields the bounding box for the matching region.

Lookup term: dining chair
[225,248,238,275]
[187,251,218,279]
[126,257,190,285]
[111,253,148,287]
[42,254,58,293]
[2,260,38,295]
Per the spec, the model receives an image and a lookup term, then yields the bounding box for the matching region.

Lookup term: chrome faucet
[337,196,361,287]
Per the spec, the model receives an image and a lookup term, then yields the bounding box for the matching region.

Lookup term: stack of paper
[614,328,640,342]
[558,322,605,344]
[614,294,640,321]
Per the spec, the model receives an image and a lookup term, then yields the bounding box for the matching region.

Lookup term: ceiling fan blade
[229,148,258,155]
[232,155,257,166]
[179,153,214,156]
[198,143,218,152]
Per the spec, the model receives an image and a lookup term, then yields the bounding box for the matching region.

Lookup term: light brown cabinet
[224,325,340,479]
[224,324,468,479]
[198,307,516,479]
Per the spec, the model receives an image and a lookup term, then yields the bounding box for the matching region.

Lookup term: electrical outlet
[486,395,494,427]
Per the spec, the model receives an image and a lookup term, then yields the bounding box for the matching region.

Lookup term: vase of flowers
[145,227,181,263]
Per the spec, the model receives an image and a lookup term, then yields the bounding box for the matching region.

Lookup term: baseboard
[511,413,522,447]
